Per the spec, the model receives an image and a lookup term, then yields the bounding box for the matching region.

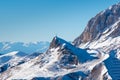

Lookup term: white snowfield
[79,19,120,51]
[0,51,27,68]
[0,45,109,80]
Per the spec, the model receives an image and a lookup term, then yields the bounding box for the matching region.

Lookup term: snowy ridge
[0,51,27,73]
[0,41,49,54]
[0,51,42,74]
[0,51,27,65]
[73,2,120,80]
[73,2,120,46]
[0,2,120,80]
[78,19,120,55]
[49,36,96,63]
[0,37,109,80]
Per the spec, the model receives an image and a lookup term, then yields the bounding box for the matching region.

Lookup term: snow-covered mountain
[0,41,49,54]
[0,51,41,74]
[0,2,120,80]
[73,3,120,52]
[73,3,120,80]
[0,51,27,73]
[0,36,109,80]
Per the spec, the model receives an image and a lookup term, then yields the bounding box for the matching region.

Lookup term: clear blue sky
[0,0,119,42]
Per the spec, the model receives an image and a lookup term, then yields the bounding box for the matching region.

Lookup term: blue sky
[0,0,119,42]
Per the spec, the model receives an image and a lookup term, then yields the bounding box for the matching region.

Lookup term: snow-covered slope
[104,51,120,80]
[76,20,120,53]
[0,41,49,54]
[0,51,27,73]
[73,2,120,80]
[0,2,120,80]
[0,51,42,74]
[73,3,120,47]
[0,37,109,80]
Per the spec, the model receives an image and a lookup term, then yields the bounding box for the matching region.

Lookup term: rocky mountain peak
[73,2,120,46]
[49,36,72,50]
[1,3,120,80]
[49,36,61,48]
[47,36,96,68]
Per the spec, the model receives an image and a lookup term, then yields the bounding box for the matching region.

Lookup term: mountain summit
[73,3,120,80]
[0,36,101,80]
[0,3,120,80]
[73,3,120,47]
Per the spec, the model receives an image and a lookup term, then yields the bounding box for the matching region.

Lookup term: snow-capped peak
[0,3,120,80]
[73,2,120,47]
[49,36,70,49]
[72,3,120,80]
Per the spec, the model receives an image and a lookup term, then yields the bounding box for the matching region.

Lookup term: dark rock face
[58,49,79,69]
[84,63,110,80]
[49,36,61,49]
[47,36,95,69]
[48,36,79,68]
[73,3,120,46]
[109,21,120,38]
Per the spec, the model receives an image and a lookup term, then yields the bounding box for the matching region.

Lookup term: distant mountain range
[0,41,50,54]
[0,2,120,80]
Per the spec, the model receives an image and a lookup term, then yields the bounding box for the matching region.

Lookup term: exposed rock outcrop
[73,3,120,46]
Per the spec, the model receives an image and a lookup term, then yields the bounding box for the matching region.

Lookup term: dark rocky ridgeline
[46,36,96,69]
[73,3,120,46]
